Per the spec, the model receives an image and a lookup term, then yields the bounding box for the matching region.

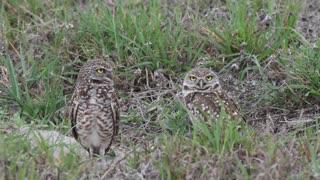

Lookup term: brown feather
[68,60,119,157]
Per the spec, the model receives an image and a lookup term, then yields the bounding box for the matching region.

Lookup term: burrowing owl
[182,68,242,126]
[69,60,119,157]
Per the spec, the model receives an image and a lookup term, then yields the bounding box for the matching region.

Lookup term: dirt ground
[297,0,320,43]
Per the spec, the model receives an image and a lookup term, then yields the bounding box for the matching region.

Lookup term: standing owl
[69,60,119,157]
[182,68,242,126]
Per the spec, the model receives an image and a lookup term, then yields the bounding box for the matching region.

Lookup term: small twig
[299,109,305,119]
[200,27,223,43]
[280,119,315,124]
[267,111,276,132]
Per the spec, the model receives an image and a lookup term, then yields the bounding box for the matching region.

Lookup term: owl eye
[96,69,105,74]
[206,75,213,81]
[189,76,197,81]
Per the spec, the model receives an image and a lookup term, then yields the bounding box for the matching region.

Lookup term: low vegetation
[0,0,319,179]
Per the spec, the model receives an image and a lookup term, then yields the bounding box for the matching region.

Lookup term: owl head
[77,60,114,85]
[183,68,220,93]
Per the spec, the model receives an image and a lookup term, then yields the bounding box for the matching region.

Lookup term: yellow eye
[206,75,213,81]
[97,69,105,74]
[189,76,197,81]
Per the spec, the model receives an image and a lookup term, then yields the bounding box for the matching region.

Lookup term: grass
[1,0,320,179]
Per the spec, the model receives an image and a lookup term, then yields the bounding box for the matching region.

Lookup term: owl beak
[198,79,205,89]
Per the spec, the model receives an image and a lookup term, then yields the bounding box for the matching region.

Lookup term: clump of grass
[3,54,66,123]
[192,108,253,155]
[127,145,139,169]
[153,107,254,178]
[0,124,82,179]
[203,0,300,63]
[160,102,191,135]
[282,42,320,107]
[266,38,320,108]
[74,0,205,71]
[1,0,75,124]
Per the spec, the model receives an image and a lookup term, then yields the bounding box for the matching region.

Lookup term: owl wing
[216,91,240,117]
[69,90,80,140]
[111,92,120,136]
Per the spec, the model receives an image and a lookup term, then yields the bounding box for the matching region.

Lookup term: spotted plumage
[69,60,119,157]
[182,68,242,126]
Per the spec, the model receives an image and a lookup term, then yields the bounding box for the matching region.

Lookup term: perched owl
[182,68,242,126]
[69,60,119,157]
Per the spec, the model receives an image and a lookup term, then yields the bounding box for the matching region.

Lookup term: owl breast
[76,87,116,150]
[184,91,240,125]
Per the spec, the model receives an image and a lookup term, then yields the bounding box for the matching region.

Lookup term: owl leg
[89,146,109,158]
[104,146,111,156]
[89,146,101,158]
[89,147,94,158]
[99,148,106,156]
